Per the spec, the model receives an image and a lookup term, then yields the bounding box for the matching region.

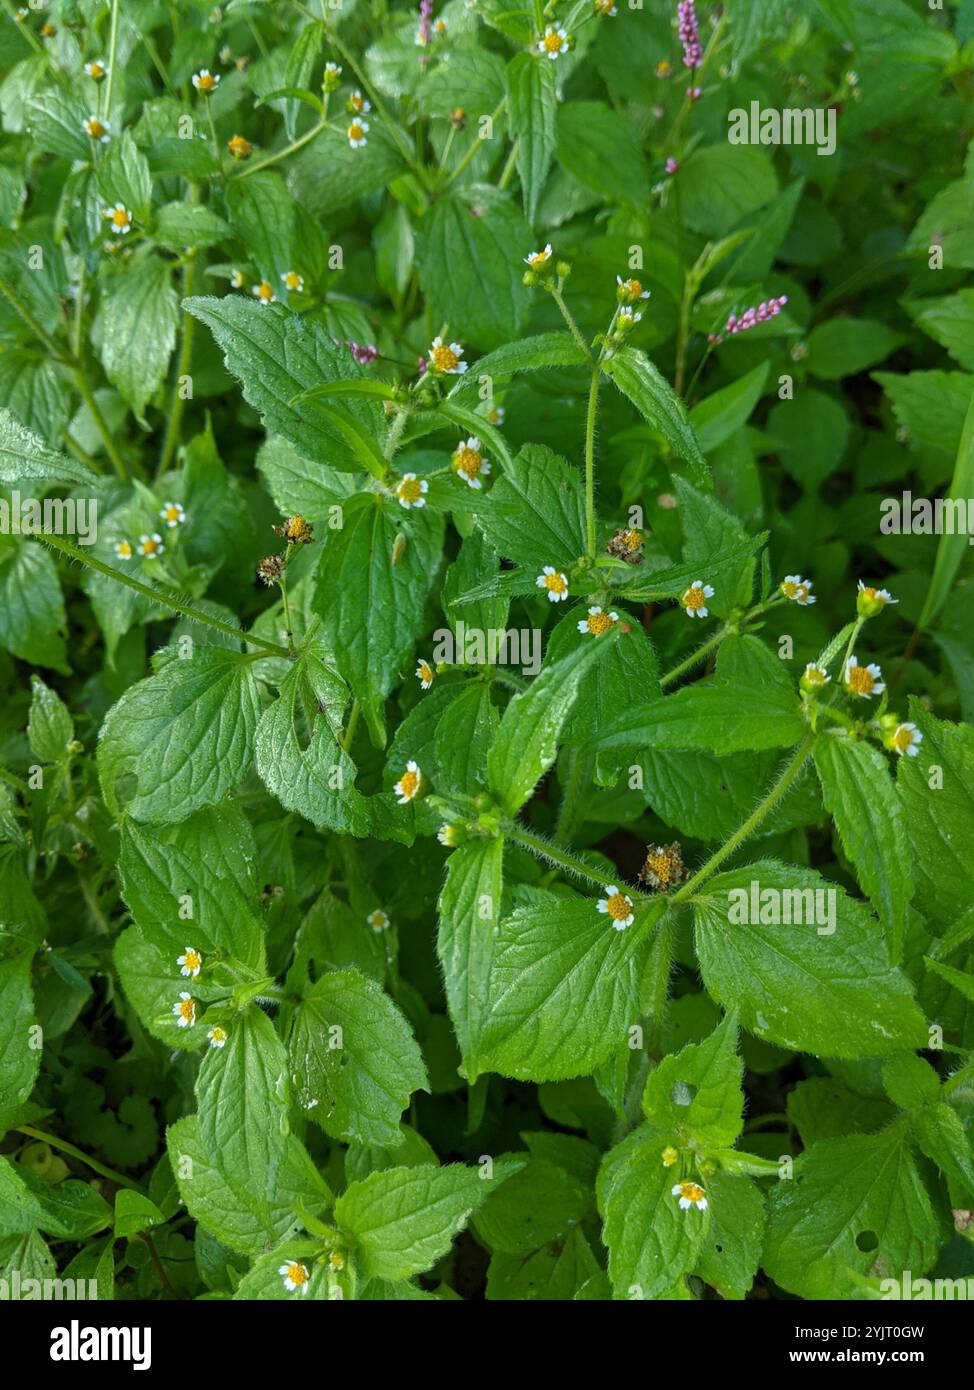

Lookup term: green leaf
[97,645,262,824]
[114,1189,165,1240]
[694,1172,764,1300]
[918,381,974,629]
[0,540,69,672]
[0,951,38,1109]
[311,496,443,745]
[600,1128,709,1299]
[290,122,407,216]
[478,890,663,1082]
[763,1126,941,1299]
[676,475,758,615]
[433,683,498,797]
[596,682,806,756]
[642,1012,744,1148]
[693,862,928,1057]
[805,317,904,380]
[488,639,608,814]
[437,836,504,1078]
[473,443,586,571]
[555,102,648,206]
[603,347,709,487]
[185,295,383,472]
[896,702,974,928]
[26,88,89,161]
[27,673,73,762]
[678,145,778,238]
[689,362,769,454]
[907,289,974,371]
[419,186,531,351]
[0,408,95,487]
[289,968,428,1146]
[335,1161,519,1281]
[101,258,178,419]
[813,736,913,961]
[451,333,587,405]
[506,53,556,226]
[912,1102,974,1203]
[226,171,295,280]
[96,131,152,223]
[153,202,232,252]
[472,1156,589,1255]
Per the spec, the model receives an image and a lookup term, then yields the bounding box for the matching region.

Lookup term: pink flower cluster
[708,296,788,346]
[417,0,433,48]
[346,340,378,365]
[678,0,703,68]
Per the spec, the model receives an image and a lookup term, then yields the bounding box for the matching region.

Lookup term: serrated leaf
[437,836,504,1079]
[604,347,709,486]
[101,258,178,419]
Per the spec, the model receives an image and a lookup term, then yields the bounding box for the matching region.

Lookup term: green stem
[672,731,816,902]
[554,748,593,845]
[0,276,70,363]
[550,286,593,360]
[16,1125,145,1193]
[157,206,201,479]
[103,0,121,115]
[498,139,519,190]
[33,533,290,656]
[659,625,729,687]
[341,699,361,753]
[646,910,674,1058]
[509,825,644,896]
[440,98,507,190]
[72,368,128,480]
[383,407,409,461]
[329,31,430,185]
[584,365,600,559]
[232,120,327,180]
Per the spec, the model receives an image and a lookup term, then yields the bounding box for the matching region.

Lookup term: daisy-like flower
[538,25,570,59]
[780,574,815,605]
[329,1250,346,1271]
[578,606,619,636]
[887,722,922,758]
[843,656,885,700]
[177,946,202,978]
[433,17,447,35]
[346,90,371,115]
[416,658,435,689]
[281,270,304,293]
[857,580,898,619]
[437,824,458,847]
[595,0,618,14]
[230,267,246,289]
[173,992,196,1028]
[227,133,253,160]
[680,579,714,618]
[672,1179,708,1212]
[597,885,635,931]
[616,276,651,304]
[252,280,276,305]
[208,1026,228,1048]
[114,540,133,561]
[536,566,569,602]
[137,533,164,559]
[347,119,369,148]
[83,115,110,142]
[279,1262,311,1295]
[393,760,423,804]
[800,663,831,693]
[366,909,390,932]
[323,61,342,91]
[451,437,490,490]
[396,473,428,509]
[662,1146,678,1167]
[656,59,673,78]
[40,22,56,38]
[192,69,220,94]
[487,404,505,426]
[105,203,132,235]
[14,9,28,22]
[159,501,185,528]
[428,337,467,374]
[524,244,553,271]
[617,308,642,331]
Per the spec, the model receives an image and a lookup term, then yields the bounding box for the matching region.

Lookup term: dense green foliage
[1,0,973,1303]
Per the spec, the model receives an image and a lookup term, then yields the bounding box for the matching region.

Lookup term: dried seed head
[607,528,645,564]
[257,554,285,586]
[638,842,688,892]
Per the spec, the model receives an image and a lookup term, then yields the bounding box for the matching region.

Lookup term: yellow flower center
[399,767,420,799]
[545,571,567,595]
[164,506,181,522]
[228,135,251,157]
[256,282,274,301]
[348,121,365,141]
[454,446,482,476]
[287,1263,308,1286]
[682,585,706,611]
[678,1181,705,1204]
[623,529,642,550]
[111,208,130,229]
[86,120,106,138]
[543,30,564,52]
[846,665,874,696]
[183,949,200,971]
[117,542,132,558]
[89,63,105,78]
[142,538,160,555]
[179,998,195,1022]
[528,250,550,269]
[431,344,459,372]
[656,60,672,76]
[398,478,423,503]
[418,662,433,682]
[197,73,216,91]
[892,725,914,753]
[662,1146,678,1167]
[284,272,301,290]
[623,279,643,299]
[349,94,365,112]
[605,892,631,921]
[210,1027,227,1044]
[586,610,615,636]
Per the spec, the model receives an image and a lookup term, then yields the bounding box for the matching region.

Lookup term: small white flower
[192,69,220,93]
[393,761,422,804]
[159,501,185,528]
[366,909,390,932]
[82,116,110,143]
[889,722,922,757]
[347,90,371,114]
[451,437,490,489]
[536,565,569,602]
[437,824,457,847]
[114,540,133,561]
[597,885,635,930]
[173,992,196,1028]
[137,533,164,559]
[577,606,619,636]
[781,574,815,605]
[281,270,304,293]
[252,281,276,305]
[177,946,202,978]
[105,203,132,235]
[616,276,651,301]
[396,473,428,509]
[416,658,435,689]
[279,1261,311,1294]
[428,337,467,374]
[347,118,369,148]
[84,61,109,80]
[208,1026,228,1048]
[524,244,553,270]
[538,25,570,59]
[843,655,885,700]
[672,1180,708,1211]
[801,663,831,690]
[681,579,714,618]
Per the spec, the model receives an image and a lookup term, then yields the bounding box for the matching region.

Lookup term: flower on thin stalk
[416,658,435,689]
[428,337,467,374]
[780,574,815,605]
[451,437,490,489]
[396,473,428,509]
[173,992,196,1028]
[281,270,304,293]
[252,280,276,305]
[104,203,133,235]
[85,60,109,80]
[177,947,202,978]
[672,1179,708,1211]
[394,761,423,804]
[137,533,164,559]
[536,566,569,602]
[366,909,390,932]
[843,656,885,700]
[578,606,619,636]
[677,0,703,68]
[538,26,570,60]
[709,296,788,345]
[680,579,714,618]
[159,501,185,528]
[192,69,220,94]
[83,116,110,143]
[885,721,922,758]
[857,580,898,619]
[347,119,369,148]
[227,134,252,160]
[597,886,635,931]
[279,1262,310,1295]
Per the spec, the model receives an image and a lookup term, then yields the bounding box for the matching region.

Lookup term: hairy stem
[16,1125,145,1193]
[659,625,729,687]
[584,365,600,559]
